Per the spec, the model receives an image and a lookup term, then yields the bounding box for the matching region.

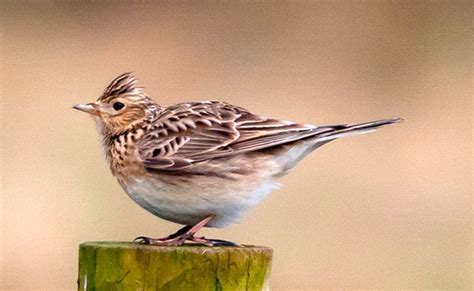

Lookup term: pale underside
[123,139,320,228]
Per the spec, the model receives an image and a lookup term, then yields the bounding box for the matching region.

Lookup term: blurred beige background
[1,1,472,290]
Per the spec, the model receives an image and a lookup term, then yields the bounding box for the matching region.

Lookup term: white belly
[121,176,279,228]
[117,138,319,228]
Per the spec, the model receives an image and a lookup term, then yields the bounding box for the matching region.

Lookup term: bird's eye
[112,102,125,111]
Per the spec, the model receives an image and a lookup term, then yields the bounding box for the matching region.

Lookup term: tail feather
[270,118,402,177]
[315,118,403,142]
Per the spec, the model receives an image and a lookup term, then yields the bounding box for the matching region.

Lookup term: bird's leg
[178,216,241,246]
[134,215,215,246]
[159,225,193,240]
[134,215,241,246]
[172,216,241,246]
[134,224,191,245]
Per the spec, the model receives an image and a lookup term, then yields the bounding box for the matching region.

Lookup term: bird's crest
[98,72,144,102]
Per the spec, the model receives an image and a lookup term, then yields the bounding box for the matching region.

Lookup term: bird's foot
[134,234,240,247]
[133,215,240,246]
[188,236,241,247]
[134,234,190,246]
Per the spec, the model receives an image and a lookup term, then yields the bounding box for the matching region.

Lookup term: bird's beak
[73,103,100,115]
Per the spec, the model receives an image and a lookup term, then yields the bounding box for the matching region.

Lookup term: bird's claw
[134,236,151,244]
[133,217,239,247]
[207,238,241,247]
[133,235,240,247]
[133,235,186,246]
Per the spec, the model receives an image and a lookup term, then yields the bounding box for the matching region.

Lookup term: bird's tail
[314,118,403,143]
[271,118,402,177]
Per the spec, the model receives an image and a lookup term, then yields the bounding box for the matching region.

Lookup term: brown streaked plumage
[74,72,401,246]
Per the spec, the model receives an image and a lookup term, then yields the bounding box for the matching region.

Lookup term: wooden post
[78,242,273,290]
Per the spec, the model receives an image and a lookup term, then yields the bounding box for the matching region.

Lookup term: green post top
[78,241,273,291]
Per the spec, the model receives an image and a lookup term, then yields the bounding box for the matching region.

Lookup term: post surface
[78,241,273,290]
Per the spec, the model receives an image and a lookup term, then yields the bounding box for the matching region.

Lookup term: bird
[74,72,401,246]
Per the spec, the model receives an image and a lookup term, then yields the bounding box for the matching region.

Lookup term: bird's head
[74,72,158,137]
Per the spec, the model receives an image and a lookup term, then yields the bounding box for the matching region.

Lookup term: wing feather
[138,101,321,170]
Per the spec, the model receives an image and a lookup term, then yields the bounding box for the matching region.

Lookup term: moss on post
[78,242,273,290]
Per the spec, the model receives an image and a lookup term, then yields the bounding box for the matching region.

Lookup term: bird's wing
[137,101,330,171]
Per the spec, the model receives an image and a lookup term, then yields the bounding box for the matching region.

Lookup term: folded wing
[138,101,330,171]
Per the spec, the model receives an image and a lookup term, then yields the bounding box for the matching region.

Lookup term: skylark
[74,72,401,246]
